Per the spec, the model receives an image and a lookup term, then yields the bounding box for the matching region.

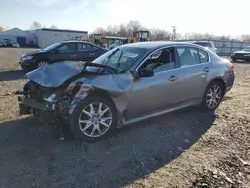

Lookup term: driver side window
[139,47,176,73]
[57,43,76,54]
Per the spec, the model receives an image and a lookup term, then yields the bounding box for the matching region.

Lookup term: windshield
[242,47,250,52]
[194,42,212,48]
[42,42,62,51]
[92,46,146,73]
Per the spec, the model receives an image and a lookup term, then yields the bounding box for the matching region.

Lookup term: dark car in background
[231,46,250,62]
[19,41,108,72]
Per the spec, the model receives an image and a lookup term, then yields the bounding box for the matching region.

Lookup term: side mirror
[139,68,154,77]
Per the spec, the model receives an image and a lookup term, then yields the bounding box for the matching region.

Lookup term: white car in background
[190,41,217,54]
[12,42,20,48]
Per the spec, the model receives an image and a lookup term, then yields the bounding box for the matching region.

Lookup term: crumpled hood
[25,61,86,87]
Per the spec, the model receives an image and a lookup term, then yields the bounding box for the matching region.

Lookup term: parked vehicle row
[16,41,235,142]
[0,39,20,48]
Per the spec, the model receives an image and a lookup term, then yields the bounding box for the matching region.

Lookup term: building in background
[0,28,37,47]
[32,28,88,48]
[0,28,88,48]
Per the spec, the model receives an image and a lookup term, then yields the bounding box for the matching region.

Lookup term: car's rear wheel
[70,96,117,142]
[37,61,48,68]
[202,81,224,111]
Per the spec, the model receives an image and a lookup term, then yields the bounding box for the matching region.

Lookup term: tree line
[1,20,250,42]
[93,20,250,42]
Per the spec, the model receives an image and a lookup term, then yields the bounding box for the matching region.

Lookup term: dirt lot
[0,48,249,188]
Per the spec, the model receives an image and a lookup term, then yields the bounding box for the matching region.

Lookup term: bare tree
[203,33,215,39]
[126,20,142,37]
[30,21,42,30]
[117,24,129,37]
[94,27,106,34]
[219,35,231,40]
[241,35,250,42]
[106,25,118,36]
[93,20,145,38]
[150,29,171,41]
[0,26,5,32]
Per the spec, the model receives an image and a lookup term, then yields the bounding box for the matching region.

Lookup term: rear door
[49,42,77,62]
[76,43,101,62]
[173,46,211,102]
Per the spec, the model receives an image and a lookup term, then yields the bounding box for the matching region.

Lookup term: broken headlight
[44,94,57,103]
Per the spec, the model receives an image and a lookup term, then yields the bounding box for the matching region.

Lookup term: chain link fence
[212,40,250,56]
[174,39,250,56]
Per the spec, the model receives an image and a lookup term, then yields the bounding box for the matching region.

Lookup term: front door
[49,42,77,63]
[127,47,183,118]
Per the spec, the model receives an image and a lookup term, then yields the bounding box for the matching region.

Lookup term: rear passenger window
[90,44,98,50]
[176,47,200,67]
[198,49,209,63]
[77,43,92,52]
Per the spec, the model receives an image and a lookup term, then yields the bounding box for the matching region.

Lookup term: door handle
[89,53,95,56]
[203,67,210,72]
[70,54,77,57]
[168,75,177,81]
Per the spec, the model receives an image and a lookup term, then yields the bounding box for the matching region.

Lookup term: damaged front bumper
[17,95,57,115]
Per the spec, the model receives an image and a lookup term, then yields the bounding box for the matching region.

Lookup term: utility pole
[172,26,177,40]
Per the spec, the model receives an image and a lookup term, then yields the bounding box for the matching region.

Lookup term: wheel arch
[88,89,123,116]
[88,90,116,108]
[206,77,226,96]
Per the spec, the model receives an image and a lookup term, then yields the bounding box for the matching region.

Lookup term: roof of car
[61,40,88,43]
[60,40,102,47]
[122,41,200,50]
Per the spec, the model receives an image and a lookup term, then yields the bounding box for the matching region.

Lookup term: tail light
[229,63,234,71]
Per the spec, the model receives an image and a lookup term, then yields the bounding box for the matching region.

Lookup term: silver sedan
[17,42,235,142]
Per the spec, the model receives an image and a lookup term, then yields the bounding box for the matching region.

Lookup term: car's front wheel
[202,81,224,111]
[70,96,117,142]
[37,61,48,69]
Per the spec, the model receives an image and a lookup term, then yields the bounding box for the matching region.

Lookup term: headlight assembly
[22,55,33,61]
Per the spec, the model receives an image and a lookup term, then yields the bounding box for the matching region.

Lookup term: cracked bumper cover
[17,96,57,115]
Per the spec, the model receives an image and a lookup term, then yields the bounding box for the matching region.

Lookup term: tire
[69,96,117,142]
[231,58,236,62]
[37,61,48,69]
[201,81,224,111]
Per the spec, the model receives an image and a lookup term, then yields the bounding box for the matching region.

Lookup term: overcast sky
[1,0,249,36]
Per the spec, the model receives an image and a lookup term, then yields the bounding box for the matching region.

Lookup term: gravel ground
[0,48,249,188]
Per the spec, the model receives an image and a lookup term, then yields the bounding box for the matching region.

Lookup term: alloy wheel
[78,102,112,138]
[206,84,222,109]
[38,61,48,68]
